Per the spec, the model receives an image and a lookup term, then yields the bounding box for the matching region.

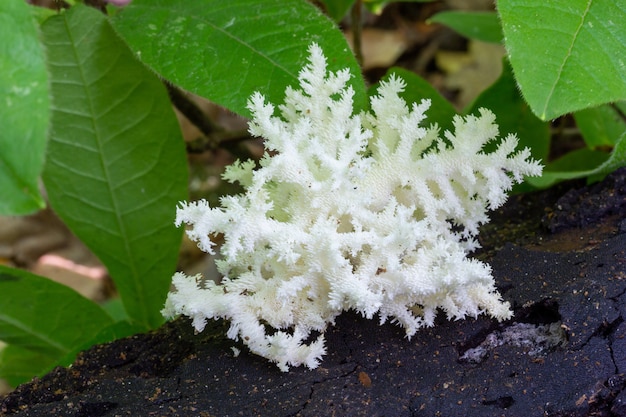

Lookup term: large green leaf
[0,266,113,357]
[527,131,626,188]
[319,0,355,22]
[498,0,626,120]
[428,11,503,44]
[41,5,188,328]
[0,345,58,388]
[111,0,366,117]
[0,0,48,215]
[574,102,626,148]
[467,59,550,162]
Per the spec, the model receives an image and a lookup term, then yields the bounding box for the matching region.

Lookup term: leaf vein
[541,0,593,118]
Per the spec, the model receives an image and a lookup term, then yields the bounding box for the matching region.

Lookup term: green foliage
[318,0,354,22]
[527,132,626,188]
[574,102,626,149]
[0,0,624,388]
[41,5,187,329]
[0,345,57,388]
[431,1,626,185]
[428,11,502,43]
[111,0,366,116]
[498,0,626,120]
[0,266,114,381]
[0,0,48,215]
[0,1,190,386]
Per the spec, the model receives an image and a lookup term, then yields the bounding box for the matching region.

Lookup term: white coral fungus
[162,43,543,371]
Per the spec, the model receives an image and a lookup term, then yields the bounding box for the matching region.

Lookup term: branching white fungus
[162,44,543,371]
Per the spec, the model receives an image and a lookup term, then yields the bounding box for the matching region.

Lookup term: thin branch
[165,82,222,149]
[52,0,71,11]
[164,82,257,160]
[83,0,107,13]
[351,0,363,67]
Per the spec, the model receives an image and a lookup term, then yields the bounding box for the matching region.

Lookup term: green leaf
[86,320,147,346]
[101,297,131,322]
[467,59,550,162]
[374,67,457,134]
[319,0,355,22]
[574,102,626,148]
[0,266,114,357]
[585,130,626,177]
[0,318,144,388]
[428,11,503,44]
[111,0,366,117]
[29,2,58,25]
[527,132,626,188]
[41,5,188,329]
[0,0,48,215]
[499,0,626,120]
[0,345,58,388]
[547,148,609,172]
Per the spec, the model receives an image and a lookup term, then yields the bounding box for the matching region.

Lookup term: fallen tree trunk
[2,168,625,417]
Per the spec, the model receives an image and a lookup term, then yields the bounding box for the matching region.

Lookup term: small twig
[552,116,567,142]
[207,131,261,164]
[351,0,363,67]
[165,82,222,149]
[52,0,71,11]
[185,129,253,154]
[164,82,258,160]
[83,0,107,13]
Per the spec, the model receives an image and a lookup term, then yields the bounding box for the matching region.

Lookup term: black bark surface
[2,168,626,417]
